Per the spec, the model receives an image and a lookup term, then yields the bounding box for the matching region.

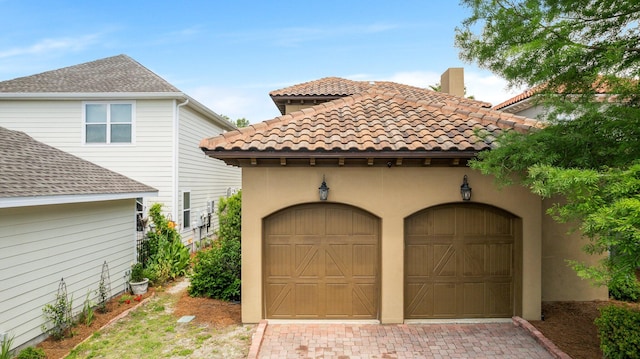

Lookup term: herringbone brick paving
[257,323,553,358]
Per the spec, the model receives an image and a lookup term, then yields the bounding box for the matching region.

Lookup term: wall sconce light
[319,175,330,201]
[460,175,472,201]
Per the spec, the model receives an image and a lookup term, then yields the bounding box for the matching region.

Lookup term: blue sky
[0,0,523,123]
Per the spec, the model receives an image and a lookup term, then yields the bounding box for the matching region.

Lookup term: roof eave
[0,190,158,209]
[201,149,481,159]
[200,149,482,167]
[0,92,185,100]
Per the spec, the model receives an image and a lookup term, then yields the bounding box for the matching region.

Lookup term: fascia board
[0,191,158,209]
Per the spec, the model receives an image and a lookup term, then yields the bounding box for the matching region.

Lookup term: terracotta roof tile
[492,87,539,111]
[0,55,180,93]
[200,88,541,159]
[269,77,492,114]
[0,127,157,199]
[492,79,615,111]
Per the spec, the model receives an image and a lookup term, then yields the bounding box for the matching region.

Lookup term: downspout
[173,97,189,225]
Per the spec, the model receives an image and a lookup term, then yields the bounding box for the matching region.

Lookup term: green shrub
[16,347,46,359]
[189,191,242,301]
[143,203,191,285]
[217,191,241,242]
[189,238,241,301]
[609,272,640,302]
[130,262,145,282]
[595,305,640,359]
[42,280,74,340]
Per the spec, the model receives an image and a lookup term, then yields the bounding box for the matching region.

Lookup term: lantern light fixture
[460,175,472,201]
[319,175,330,201]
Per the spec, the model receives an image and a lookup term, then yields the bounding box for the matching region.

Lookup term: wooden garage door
[264,203,380,319]
[405,204,520,319]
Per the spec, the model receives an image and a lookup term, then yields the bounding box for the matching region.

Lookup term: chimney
[440,68,464,97]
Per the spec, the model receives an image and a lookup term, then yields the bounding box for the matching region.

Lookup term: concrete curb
[246,320,268,359]
[512,316,572,359]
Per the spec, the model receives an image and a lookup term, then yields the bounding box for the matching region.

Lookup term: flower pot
[130,278,149,295]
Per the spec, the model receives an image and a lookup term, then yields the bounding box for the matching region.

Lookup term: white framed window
[83,102,135,144]
[182,191,191,229]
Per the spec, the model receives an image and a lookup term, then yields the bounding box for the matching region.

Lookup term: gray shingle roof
[0,126,157,199]
[0,54,180,93]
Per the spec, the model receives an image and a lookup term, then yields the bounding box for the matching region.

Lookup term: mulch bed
[37,289,155,359]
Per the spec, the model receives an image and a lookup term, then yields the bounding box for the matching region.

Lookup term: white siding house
[0,127,157,352]
[0,55,241,243]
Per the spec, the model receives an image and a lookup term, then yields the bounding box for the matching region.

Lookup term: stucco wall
[541,198,608,301]
[241,166,544,322]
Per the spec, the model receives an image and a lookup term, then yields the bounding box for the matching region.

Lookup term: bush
[189,191,241,301]
[142,203,191,285]
[41,279,74,340]
[189,238,241,301]
[609,272,640,302]
[16,347,46,359]
[595,305,640,359]
[217,191,241,242]
[130,263,145,282]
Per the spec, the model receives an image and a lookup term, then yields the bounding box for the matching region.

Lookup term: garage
[263,203,380,319]
[404,203,522,319]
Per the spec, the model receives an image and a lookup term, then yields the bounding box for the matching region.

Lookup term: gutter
[0,92,184,100]
[172,98,189,224]
[0,191,158,209]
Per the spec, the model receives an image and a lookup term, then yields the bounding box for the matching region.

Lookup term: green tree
[235,118,250,127]
[220,114,250,128]
[455,0,640,297]
[428,82,474,99]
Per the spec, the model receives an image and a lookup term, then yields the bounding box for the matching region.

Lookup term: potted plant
[129,263,149,295]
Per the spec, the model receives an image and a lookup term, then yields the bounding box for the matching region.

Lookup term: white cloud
[0,34,102,59]
[464,71,526,105]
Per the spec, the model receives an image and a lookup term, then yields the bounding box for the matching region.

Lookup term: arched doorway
[263,203,380,319]
[404,203,522,319]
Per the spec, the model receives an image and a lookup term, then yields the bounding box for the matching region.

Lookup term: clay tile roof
[269,77,372,97]
[269,77,492,114]
[200,87,540,162]
[493,78,617,111]
[492,87,540,111]
[0,54,180,93]
[0,126,157,200]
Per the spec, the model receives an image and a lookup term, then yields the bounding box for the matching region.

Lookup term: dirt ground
[531,300,640,359]
[530,301,607,359]
[34,280,633,359]
[36,282,241,359]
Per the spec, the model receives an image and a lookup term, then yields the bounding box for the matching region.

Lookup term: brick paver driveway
[254,322,554,359]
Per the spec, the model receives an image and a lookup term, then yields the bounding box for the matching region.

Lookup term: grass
[65,293,252,359]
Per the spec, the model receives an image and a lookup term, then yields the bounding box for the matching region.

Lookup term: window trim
[82,101,136,145]
[182,191,191,230]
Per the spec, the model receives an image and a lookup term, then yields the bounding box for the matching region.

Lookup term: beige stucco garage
[200,75,607,323]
